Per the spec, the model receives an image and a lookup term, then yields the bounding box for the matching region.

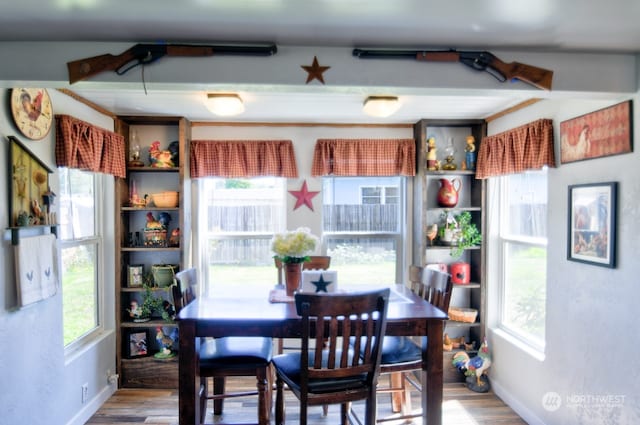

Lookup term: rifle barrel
[164,43,277,57]
[353,49,422,59]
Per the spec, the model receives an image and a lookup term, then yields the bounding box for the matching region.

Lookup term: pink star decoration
[288,180,320,211]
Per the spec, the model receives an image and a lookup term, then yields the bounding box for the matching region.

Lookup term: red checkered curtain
[475,118,555,179]
[55,115,126,178]
[190,139,299,178]
[311,138,415,176]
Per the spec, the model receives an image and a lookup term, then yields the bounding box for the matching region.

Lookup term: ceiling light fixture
[362,96,400,117]
[205,93,245,116]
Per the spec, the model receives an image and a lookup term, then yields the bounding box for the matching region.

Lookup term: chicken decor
[452,338,492,393]
[155,326,179,359]
[149,141,175,168]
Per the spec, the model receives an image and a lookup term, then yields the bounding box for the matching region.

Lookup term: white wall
[486,96,640,424]
[0,90,117,425]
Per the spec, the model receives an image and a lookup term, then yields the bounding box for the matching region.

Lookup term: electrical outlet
[81,383,89,404]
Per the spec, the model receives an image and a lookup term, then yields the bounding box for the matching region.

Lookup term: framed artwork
[126,330,150,358]
[560,100,633,164]
[127,264,144,287]
[567,182,617,268]
[8,135,53,227]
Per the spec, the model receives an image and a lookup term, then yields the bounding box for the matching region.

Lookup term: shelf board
[121,286,173,293]
[452,283,481,289]
[425,170,475,176]
[446,320,481,327]
[426,206,482,212]
[121,207,180,212]
[121,247,181,252]
[121,320,177,328]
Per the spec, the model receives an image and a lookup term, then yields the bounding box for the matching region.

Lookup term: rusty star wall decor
[301,56,331,84]
[288,180,320,211]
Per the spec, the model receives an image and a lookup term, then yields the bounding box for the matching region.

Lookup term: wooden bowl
[151,191,178,208]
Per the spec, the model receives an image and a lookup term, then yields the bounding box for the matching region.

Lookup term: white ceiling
[3,1,639,123]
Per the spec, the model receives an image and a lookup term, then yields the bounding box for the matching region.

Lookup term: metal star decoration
[288,180,320,211]
[301,56,331,84]
[310,274,333,293]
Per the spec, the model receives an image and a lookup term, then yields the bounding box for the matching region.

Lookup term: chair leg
[257,367,270,425]
[389,372,404,413]
[199,377,208,424]
[340,402,349,425]
[402,372,413,416]
[213,377,225,414]
[275,377,285,425]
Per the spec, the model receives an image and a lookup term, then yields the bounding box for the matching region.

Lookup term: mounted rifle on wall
[67,43,278,84]
[353,48,553,90]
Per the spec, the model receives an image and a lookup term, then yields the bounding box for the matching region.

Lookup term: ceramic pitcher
[437,178,461,208]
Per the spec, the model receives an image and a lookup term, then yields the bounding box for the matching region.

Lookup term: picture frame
[127,264,144,287]
[125,330,150,358]
[567,182,617,268]
[8,135,53,227]
[560,100,633,164]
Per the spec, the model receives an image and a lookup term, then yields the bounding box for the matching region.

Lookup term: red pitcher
[437,178,461,208]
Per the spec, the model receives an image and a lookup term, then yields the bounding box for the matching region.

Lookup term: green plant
[128,274,174,322]
[439,211,482,257]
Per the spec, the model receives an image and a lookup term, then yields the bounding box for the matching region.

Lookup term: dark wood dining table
[177,284,448,425]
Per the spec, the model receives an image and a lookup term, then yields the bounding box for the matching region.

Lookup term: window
[323,177,406,285]
[59,168,103,349]
[199,177,286,290]
[496,169,547,349]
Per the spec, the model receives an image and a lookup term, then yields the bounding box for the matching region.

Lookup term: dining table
[177,283,448,425]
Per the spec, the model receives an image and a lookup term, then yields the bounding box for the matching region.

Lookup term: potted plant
[438,211,482,257]
[271,227,319,296]
[127,275,174,322]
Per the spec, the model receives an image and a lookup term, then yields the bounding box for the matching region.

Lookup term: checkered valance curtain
[311,138,415,176]
[475,118,555,179]
[190,139,299,178]
[55,115,126,178]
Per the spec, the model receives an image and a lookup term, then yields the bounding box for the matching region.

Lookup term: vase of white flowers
[272,227,319,295]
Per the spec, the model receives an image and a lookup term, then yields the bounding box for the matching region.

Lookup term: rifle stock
[67,43,277,84]
[353,48,553,90]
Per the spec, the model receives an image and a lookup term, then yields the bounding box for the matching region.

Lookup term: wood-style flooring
[86,376,527,425]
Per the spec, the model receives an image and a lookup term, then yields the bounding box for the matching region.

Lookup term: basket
[151,191,179,208]
[448,307,478,323]
[143,229,167,247]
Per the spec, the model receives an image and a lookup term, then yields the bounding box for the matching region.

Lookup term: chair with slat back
[275,256,332,354]
[272,289,390,425]
[173,268,273,425]
[375,265,452,422]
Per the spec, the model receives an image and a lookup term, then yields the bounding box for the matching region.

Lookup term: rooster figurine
[452,338,492,392]
[155,327,179,358]
[149,141,175,168]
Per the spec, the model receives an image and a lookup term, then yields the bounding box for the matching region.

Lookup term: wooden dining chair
[375,265,452,422]
[275,255,332,354]
[173,268,273,425]
[272,289,390,425]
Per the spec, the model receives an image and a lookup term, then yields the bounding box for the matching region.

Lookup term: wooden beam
[56,88,117,119]
[484,98,542,122]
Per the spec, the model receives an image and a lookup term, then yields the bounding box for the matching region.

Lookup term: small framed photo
[128,264,144,287]
[567,182,617,268]
[126,330,149,358]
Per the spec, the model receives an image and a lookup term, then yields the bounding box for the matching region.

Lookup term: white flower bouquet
[271,227,319,264]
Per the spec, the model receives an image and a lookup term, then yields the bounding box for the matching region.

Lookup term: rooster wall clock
[10,88,53,140]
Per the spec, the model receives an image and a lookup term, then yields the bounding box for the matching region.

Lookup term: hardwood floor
[87,376,527,425]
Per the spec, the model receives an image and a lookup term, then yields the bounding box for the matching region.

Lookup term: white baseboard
[491,379,546,425]
[66,383,117,425]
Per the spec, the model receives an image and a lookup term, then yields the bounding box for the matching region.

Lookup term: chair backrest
[408,265,453,313]
[172,268,197,313]
[294,289,390,390]
[275,256,331,285]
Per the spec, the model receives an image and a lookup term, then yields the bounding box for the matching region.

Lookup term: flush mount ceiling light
[362,96,400,117]
[204,93,245,116]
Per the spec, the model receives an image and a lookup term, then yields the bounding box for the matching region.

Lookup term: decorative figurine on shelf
[442,137,457,170]
[452,338,492,393]
[129,179,147,207]
[427,137,438,171]
[465,135,477,171]
[168,227,180,247]
[154,327,179,359]
[149,141,175,168]
[426,223,438,246]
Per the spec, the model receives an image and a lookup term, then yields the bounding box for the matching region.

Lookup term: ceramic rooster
[155,327,179,358]
[145,212,163,230]
[452,338,491,392]
[158,212,172,228]
[149,141,175,168]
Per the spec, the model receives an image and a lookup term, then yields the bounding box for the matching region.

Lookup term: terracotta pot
[284,262,303,296]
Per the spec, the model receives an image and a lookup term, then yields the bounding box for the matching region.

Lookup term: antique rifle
[353,48,553,90]
[67,43,278,84]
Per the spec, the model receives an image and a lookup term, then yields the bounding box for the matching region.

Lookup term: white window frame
[60,169,105,356]
[492,169,547,354]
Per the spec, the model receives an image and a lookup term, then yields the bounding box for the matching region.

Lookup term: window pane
[502,242,546,342]
[62,244,98,346]
[201,177,285,286]
[59,168,96,240]
[326,237,397,286]
[504,172,547,238]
